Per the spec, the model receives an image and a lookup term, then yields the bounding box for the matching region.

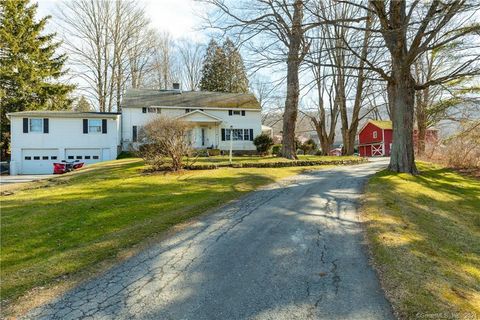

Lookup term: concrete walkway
[24,159,394,320]
[0,174,54,185]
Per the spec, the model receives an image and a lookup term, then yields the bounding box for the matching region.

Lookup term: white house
[121,88,262,152]
[8,111,121,174]
[7,88,263,175]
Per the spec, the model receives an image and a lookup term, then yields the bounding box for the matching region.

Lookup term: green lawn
[362,162,480,319]
[1,157,353,311]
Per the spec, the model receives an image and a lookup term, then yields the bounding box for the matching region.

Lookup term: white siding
[121,106,262,151]
[10,116,120,174]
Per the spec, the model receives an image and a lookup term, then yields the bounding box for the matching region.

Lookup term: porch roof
[175,110,222,123]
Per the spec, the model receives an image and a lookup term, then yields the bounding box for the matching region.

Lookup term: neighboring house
[121,88,262,152]
[358,120,438,157]
[329,148,342,156]
[7,111,121,174]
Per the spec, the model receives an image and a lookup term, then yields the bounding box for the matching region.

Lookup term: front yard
[1,156,356,314]
[363,162,480,319]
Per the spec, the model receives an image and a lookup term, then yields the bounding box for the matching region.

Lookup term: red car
[53,161,84,174]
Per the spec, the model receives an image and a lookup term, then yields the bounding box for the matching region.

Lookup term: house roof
[368,120,393,130]
[7,111,120,119]
[121,89,261,110]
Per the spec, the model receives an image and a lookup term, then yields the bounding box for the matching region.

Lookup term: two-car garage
[20,148,106,174]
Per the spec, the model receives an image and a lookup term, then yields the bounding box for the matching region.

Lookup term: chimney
[172,82,180,90]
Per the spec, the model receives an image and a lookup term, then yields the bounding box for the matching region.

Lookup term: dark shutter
[228,110,232,116]
[249,129,254,141]
[142,107,147,113]
[23,118,29,133]
[185,108,190,113]
[241,110,245,116]
[43,118,49,133]
[133,126,137,142]
[221,128,225,141]
[83,119,88,134]
[102,119,107,134]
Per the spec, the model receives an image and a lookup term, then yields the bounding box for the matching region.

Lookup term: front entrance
[190,126,218,149]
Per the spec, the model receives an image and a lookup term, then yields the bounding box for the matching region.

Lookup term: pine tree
[199,38,248,93]
[0,0,74,158]
[223,38,249,93]
[73,96,93,112]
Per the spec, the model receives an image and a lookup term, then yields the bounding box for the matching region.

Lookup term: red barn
[358,120,438,157]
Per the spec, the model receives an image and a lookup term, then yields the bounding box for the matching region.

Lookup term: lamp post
[229,125,233,164]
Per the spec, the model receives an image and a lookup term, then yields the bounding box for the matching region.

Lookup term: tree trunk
[280,0,303,160]
[388,70,418,174]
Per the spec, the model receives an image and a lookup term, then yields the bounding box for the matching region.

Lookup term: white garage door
[65,148,103,165]
[21,149,59,174]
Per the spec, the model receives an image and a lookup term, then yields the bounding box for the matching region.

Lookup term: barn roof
[121,89,261,110]
[368,120,392,130]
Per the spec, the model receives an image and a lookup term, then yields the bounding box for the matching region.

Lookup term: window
[76,156,82,159]
[233,110,241,115]
[93,155,99,159]
[68,155,74,159]
[85,156,91,159]
[25,156,32,160]
[42,156,49,160]
[33,156,40,160]
[88,119,102,133]
[147,107,161,113]
[373,131,378,139]
[51,156,57,160]
[226,129,244,141]
[243,129,250,141]
[29,119,43,133]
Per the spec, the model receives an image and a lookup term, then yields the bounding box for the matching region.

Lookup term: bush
[253,134,274,155]
[300,139,317,155]
[208,148,221,156]
[272,144,282,155]
[137,117,193,171]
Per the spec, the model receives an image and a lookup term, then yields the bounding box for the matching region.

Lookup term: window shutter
[23,118,29,133]
[249,129,254,141]
[83,119,88,134]
[142,107,146,113]
[185,108,190,113]
[102,119,107,134]
[228,110,232,116]
[43,118,49,133]
[133,126,137,142]
[241,110,245,116]
[221,128,225,141]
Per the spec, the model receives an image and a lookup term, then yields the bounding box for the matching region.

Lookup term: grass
[0,156,352,312]
[362,162,480,319]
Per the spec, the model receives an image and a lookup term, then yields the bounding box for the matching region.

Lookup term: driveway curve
[25,159,394,320]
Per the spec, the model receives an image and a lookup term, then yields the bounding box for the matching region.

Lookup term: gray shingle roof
[121,89,261,110]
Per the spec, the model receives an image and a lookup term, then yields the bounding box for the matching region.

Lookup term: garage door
[21,149,59,174]
[65,148,103,165]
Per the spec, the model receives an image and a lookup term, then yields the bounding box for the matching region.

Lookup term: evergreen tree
[0,0,74,158]
[73,96,93,112]
[199,38,248,93]
[223,38,249,93]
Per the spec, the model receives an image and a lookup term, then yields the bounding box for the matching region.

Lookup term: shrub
[138,117,193,171]
[208,148,221,156]
[253,134,274,155]
[272,144,282,155]
[300,139,317,155]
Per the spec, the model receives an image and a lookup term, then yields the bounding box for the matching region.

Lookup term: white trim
[175,109,223,122]
[142,105,261,112]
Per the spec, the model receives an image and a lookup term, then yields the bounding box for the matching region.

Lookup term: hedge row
[184,158,367,170]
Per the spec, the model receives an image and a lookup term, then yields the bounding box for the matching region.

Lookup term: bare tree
[139,117,193,171]
[177,40,205,91]
[339,0,480,173]
[149,31,179,90]
[57,0,152,111]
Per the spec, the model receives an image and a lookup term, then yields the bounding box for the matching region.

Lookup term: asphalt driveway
[24,159,394,320]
